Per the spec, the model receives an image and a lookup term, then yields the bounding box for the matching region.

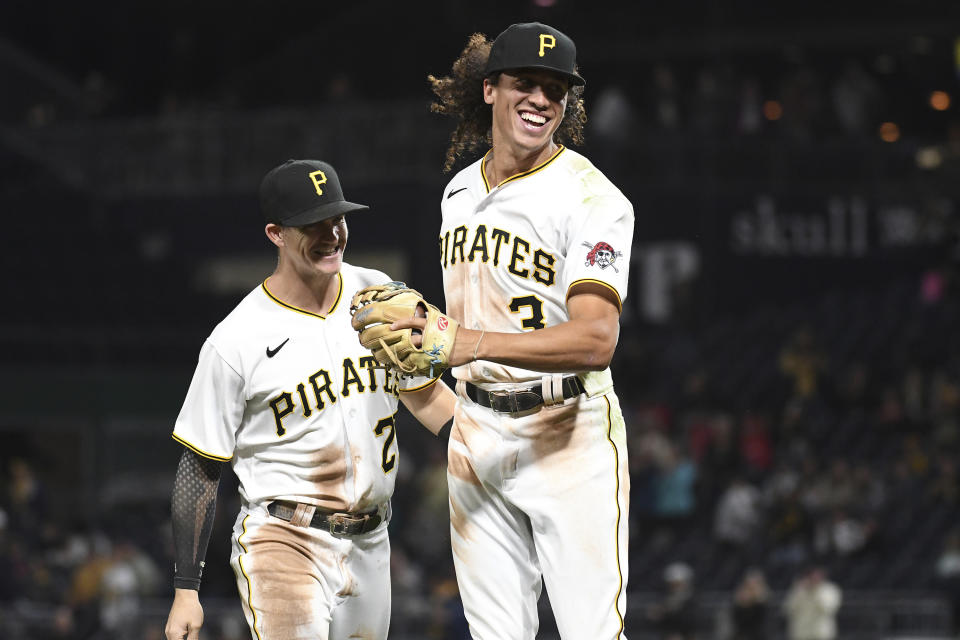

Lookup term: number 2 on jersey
[373,416,397,473]
[509,295,545,330]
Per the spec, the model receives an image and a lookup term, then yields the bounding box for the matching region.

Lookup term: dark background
[2,1,960,638]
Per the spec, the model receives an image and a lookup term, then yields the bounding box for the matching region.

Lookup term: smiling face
[484,68,569,158]
[270,215,348,281]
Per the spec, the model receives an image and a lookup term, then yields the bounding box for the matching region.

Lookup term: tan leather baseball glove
[350,282,459,378]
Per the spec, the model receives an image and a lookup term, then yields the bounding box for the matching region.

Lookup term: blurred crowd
[11,25,960,161]
[0,456,166,639]
[2,36,959,640]
[618,263,960,637]
[594,58,878,143]
[588,47,957,148]
[3,266,960,638]
[2,5,959,640]
[0,437,471,640]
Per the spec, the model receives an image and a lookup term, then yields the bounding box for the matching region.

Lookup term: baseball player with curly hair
[163,159,455,640]
[422,21,635,640]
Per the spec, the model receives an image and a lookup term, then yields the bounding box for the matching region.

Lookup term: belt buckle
[488,389,542,413]
[327,514,350,535]
[489,389,518,413]
[514,390,543,412]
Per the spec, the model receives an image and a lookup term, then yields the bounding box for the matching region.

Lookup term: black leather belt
[464,376,586,413]
[267,501,388,535]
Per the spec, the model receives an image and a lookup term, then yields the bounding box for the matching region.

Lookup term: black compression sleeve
[171,448,222,590]
[437,418,453,440]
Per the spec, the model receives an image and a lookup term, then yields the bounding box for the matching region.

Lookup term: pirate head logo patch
[583,241,623,273]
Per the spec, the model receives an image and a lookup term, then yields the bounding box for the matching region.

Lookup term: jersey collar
[261,273,343,319]
[481,145,566,193]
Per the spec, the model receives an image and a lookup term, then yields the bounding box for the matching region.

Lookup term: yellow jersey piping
[261,274,343,319]
[399,372,442,393]
[481,145,566,193]
[567,279,623,313]
[236,514,262,640]
[171,434,232,462]
[604,394,626,637]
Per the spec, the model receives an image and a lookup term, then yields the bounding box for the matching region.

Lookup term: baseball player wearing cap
[420,22,635,640]
[163,159,456,640]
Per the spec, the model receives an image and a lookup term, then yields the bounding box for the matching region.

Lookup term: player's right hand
[165,588,204,640]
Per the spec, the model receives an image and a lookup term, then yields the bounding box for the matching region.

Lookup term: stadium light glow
[763,100,783,121]
[915,147,943,170]
[879,122,900,142]
[930,91,951,111]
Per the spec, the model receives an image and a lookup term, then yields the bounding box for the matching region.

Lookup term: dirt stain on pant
[241,521,339,639]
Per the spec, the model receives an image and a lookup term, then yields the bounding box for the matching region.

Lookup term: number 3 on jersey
[509,295,545,330]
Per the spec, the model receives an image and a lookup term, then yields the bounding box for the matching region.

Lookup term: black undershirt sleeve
[171,447,223,590]
[437,418,453,440]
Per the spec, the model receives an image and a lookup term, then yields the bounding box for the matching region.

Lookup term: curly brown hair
[428,32,587,173]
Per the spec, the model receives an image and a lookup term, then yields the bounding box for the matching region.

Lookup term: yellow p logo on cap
[309,170,327,195]
[538,34,555,57]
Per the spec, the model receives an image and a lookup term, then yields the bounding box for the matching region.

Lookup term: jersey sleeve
[171,339,245,461]
[398,370,442,393]
[563,193,634,312]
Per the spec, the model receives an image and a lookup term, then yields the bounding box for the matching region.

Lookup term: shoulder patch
[582,240,623,273]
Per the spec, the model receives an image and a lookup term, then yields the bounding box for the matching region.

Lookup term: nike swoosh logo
[266,338,290,358]
[447,187,468,199]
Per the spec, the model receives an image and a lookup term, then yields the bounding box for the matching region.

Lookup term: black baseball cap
[484,22,585,87]
[259,159,369,226]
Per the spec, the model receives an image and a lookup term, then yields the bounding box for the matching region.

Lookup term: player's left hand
[165,588,204,640]
[350,282,459,377]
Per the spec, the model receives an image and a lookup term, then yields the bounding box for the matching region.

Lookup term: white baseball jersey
[439,146,634,639]
[172,262,436,512]
[439,145,633,393]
